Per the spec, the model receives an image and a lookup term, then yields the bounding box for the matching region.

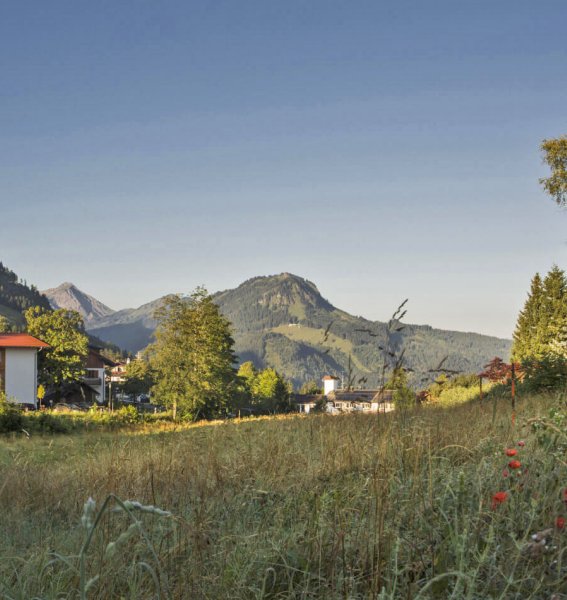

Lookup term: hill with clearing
[80,272,511,387]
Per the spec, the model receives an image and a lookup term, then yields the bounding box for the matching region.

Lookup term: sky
[1,0,566,338]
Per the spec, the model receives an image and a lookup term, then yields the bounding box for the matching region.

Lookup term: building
[82,345,117,405]
[109,359,129,385]
[0,333,49,406]
[294,394,325,414]
[294,375,395,414]
[326,389,394,413]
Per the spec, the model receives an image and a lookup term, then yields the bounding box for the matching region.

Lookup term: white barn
[0,333,49,406]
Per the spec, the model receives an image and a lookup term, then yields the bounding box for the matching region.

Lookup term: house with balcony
[82,345,117,405]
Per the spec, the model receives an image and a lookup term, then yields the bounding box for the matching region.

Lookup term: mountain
[86,297,163,354]
[42,282,115,325]
[83,273,512,388]
[0,262,52,328]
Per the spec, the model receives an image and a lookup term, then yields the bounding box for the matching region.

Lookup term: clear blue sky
[2,1,566,338]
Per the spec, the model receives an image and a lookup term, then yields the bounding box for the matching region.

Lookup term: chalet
[47,345,118,406]
[110,359,129,385]
[0,333,49,406]
[294,374,395,414]
[82,345,117,404]
[326,389,394,413]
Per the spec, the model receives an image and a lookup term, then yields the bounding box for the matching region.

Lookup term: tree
[24,307,88,395]
[385,367,414,408]
[251,367,291,413]
[540,135,567,206]
[512,273,544,362]
[299,380,322,394]
[237,361,257,389]
[512,266,567,362]
[480,357,513,383]
[148,289,238,420]
[0,315,10,333]
[121,359,154,399]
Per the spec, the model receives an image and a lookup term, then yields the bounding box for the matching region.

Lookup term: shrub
[30,412,72,434]
[114,405,141,425]
[0,393,23,433]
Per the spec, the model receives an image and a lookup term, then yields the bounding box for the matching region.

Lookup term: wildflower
[492,491,508,509]
[508,460,521,469]
[556,516,565,530]
[517,441,525,447]
[563,489,567,506]
[505,448,518,457]
[502,469,510,478]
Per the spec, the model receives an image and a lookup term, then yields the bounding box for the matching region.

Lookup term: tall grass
[0,393,565,598]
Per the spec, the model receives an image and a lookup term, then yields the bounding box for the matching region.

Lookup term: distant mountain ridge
[42,282,115,324]
[47,272,513,388]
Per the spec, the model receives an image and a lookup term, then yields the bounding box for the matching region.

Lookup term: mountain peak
[213,272,334,332]
[42,282,115,324]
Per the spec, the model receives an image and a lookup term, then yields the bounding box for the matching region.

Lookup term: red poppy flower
[563,489,567,506]
[492,491,508,509]
[517,441,525,447]
[556,516,566,530]
[508,460,521,469]
[505,448,518,457]
[502,469,509,478]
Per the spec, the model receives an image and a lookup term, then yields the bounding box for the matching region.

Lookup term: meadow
[0,393,566,599]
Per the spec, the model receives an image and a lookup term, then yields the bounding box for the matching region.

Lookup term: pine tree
[512,266,567,361]
[512,273,543,361]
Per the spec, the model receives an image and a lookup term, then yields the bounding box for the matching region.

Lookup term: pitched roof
[322,375,340,381]
[292,394,325,404]
[0,333,50,348]
[328,389,394,403]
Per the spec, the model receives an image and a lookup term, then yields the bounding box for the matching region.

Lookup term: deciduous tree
[0,316,10,333]
[24,307,88,394]
[251,367,291,413]
[540,135,567,206]
[148,289,238,420]
[121,358,154,399]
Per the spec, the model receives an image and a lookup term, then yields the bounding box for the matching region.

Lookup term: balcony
[83,370,103,387]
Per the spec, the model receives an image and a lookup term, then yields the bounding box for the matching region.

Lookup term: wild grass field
[0,393,566,599]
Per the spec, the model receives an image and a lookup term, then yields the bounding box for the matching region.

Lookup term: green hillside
[214,273,512,387]
[0,262,52,328]
[87,272,512,388]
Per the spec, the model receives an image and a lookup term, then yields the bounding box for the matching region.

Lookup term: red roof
[322,375,340,380]
[0,333,50,348]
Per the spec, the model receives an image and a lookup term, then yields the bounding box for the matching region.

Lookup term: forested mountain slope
[83,272,511,387]
[0,262,51,328]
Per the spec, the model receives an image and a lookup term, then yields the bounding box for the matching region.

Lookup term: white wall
[5,348,37,405]
[323,378,339,396]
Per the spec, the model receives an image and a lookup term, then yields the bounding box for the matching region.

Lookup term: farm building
[0,333,49,406]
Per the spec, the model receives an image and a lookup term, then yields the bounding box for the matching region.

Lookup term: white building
[295,375,395,414]
[0,333,49,406]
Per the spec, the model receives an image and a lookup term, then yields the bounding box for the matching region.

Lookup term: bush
[0,393,23,433]
[114,405,141,425]
[30,412,72,434]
